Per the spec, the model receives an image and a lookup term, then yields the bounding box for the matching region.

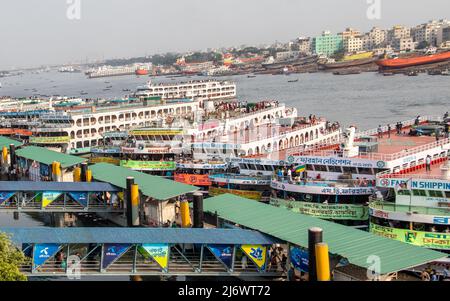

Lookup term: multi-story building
[344,37,363,53]
[392,37,416,51]
[362,27,388,51]
[387,25,411,44]
[312,31,344,57]
[339,28,362,40]
[297,37,312,55]
[412,20,450,47]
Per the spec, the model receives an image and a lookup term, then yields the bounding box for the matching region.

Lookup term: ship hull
[376,51,450,69]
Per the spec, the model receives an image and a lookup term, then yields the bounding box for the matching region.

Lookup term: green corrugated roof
[16,146,86,168]
[0,136,23,149]
[90,163,199,201]
[203,194,446,274]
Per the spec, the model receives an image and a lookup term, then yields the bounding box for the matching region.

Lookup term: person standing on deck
[444,112,448,120]
[387,124,391,138]
[377,125,383,138]
[426,155,432,172]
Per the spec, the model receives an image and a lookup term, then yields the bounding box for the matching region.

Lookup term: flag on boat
[294,164,306,173]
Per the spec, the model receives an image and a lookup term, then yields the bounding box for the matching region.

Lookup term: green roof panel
[203,194,446,274]
[16,146,85,168]
[0,136,23,149]
[90,163,199,200]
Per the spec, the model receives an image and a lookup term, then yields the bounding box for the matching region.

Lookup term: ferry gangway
[0,181,125,213]
[2,227,283,278]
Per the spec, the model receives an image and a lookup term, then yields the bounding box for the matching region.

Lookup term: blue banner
[290,247,309,272]
[33,244,61,270]
[102,243,131,270]
[69,192,89,207]
[0,192,15,205]
[39,163,50,176]
[207,245,233,269]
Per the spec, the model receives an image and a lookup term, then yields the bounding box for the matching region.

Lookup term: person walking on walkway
[426,155,432,172]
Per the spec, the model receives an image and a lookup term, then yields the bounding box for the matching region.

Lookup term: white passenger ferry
[270,116,450,225]
[134,79,236,104]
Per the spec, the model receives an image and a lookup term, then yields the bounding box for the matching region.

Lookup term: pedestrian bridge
[0,181,124,213]
[3,227,283,278]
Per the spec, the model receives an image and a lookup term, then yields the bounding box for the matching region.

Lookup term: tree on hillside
[0,232,28,281]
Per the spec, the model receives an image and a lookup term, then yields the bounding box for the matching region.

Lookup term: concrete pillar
[308,227,323,281]
[126,177,135,227]
[193,192,204,228]
[80,162,88,182]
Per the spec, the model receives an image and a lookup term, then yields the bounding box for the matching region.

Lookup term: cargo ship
[376,51,450,69]
[135,67,149,76]
[319,57,377,70]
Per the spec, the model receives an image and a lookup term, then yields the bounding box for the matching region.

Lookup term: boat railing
[355,115,443,138]
[273,176,376,188]
[299,136,450,162]
[369,199,450,216]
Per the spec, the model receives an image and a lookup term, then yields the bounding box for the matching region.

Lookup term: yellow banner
[89,157,121,165]
[209,187,262,200]
[42,192,62,208]
[241,245,267,270]
[129,129,183,136]
[370,224,450,250]
[139,244,169,271]
[30,136,70,144]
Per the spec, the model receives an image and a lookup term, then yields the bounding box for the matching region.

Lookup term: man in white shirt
[426,155,432,172]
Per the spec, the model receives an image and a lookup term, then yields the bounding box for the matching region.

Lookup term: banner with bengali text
[209,187,262,200]
[29,136,70,144]
[139,244,169,271]
[174,174,211,186]
[370,224,450,250]
[270,198,369,220]
[42,191,62,208]
[120,160,176,171]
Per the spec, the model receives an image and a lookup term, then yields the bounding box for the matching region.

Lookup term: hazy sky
[0,0,449,69]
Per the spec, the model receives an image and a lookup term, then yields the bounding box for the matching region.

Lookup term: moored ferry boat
[208,173,272,201]
[269,116,450,225]
[134,79,236,104]
[369,151,450,252]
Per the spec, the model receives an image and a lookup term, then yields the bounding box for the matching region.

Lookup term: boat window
[306,164,314,171]
[343,166,358,174]
[328,165,342,173]
[397,190,411,196]
[428,190,444,198]
[358,167,373,175]
[445,191,450,198]
[313,165,328,172]
[264,165,274,171]
[248,164,257,170]
[255,164,265,171]
[412,190,427,197]
[239,163,247,170]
